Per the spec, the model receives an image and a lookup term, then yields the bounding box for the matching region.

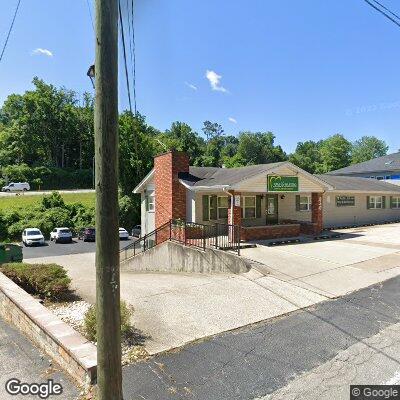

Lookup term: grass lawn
[0,192,95,212]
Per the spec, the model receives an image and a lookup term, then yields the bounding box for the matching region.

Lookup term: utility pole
[94,0,122,399]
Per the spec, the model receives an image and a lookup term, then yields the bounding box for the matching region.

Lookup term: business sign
[267,175,299,192]
[336,195,355,207]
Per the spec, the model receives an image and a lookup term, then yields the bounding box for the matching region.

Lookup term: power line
[127,0,137,115]
[119,0,133,115]
[85,0,94,32]
[0,0,22,64]
[370,0,400,21]
[363,0,400,29]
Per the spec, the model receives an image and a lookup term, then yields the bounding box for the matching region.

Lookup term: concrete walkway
[24,252,325,354]
[0,316,78,400]
[242,223,400,297]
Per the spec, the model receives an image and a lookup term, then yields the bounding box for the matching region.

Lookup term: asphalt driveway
[0,316,78,400]
[22,237,134,258]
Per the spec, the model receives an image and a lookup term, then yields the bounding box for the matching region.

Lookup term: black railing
[120,219,241,262]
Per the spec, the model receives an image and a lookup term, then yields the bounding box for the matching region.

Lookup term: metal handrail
[120,219,241,261]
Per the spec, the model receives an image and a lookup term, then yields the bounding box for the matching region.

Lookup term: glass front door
[266,194,278,224]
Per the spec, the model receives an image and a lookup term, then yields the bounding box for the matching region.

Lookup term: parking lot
[22,237,135,258]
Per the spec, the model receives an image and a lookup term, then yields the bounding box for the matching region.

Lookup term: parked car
[131,225,141,237]
[119,228,129,240]
[1,182,30,192]
[22,228,45,246]
[50,227,73,243]
[78,227,96,242]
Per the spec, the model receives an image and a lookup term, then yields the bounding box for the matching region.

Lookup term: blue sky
[1,0,399,153]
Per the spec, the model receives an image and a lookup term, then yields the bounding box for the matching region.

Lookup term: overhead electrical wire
[130,0,137,115]
[85,0,95,32]
[363,0,400,29]
[369,0,400,21]
[119,0,133,115]
[0,0,22,64]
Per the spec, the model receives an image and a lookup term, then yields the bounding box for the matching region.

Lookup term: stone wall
[0,273,96,387]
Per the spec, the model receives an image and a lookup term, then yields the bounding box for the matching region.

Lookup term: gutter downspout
[223,187,234,225]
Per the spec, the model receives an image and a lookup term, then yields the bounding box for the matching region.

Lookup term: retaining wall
[0,272,97,387]
[120,241,251,274]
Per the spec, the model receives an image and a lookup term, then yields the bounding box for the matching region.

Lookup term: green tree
[351,136,388,164]
[0,78,94,169]
[225,131,287,167]
[202,121,224,141]
[317,134,352,173]
[289,140,322,173]
[160,121,205,165]
[119,112,157,196]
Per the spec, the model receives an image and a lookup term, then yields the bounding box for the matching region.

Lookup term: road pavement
[0,189,95,197]
[121,275,400,400]
[0,316,78,399]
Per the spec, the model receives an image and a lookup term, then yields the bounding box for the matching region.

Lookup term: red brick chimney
[154,151,189,228]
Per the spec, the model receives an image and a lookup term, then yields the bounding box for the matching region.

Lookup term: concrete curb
[0,272,97,387]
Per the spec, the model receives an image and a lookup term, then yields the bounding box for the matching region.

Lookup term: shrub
[0,263,71,300]
[42,191,65,209]
[84,301,133,342]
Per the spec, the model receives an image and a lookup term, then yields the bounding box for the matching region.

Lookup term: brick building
[134,151,400,241]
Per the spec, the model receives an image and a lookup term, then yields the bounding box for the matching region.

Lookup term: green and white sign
[267,175,299,192]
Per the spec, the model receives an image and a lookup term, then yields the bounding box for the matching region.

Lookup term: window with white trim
[242,196,256,219]
[146,192,155,212]
[391,197,400,209]
[299,195,311,211]
[217,196,229,219]
[369,196,383,209]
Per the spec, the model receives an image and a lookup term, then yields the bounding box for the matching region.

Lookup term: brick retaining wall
[0,272,96,387]
[241,224,301,241]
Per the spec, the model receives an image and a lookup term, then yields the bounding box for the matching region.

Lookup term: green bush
[0,262,71,300]
[41,192,65,209]
[84,301,133,342]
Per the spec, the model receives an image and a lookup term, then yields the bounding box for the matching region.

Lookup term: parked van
[1,182,30,192]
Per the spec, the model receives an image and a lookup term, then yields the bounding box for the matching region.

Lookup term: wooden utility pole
[94,0,122,399]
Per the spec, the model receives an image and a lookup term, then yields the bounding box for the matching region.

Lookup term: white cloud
[228,117,237,124]
[205,70,228,93]
[185,82,197,91]
[32,48,53,57]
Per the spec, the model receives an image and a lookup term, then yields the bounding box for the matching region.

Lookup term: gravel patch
[48,301,149,366]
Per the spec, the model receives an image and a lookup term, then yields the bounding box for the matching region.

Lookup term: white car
[119,228,129,240]
[50,227,73,243]
[2,182,30,192]
[22,228,45,246]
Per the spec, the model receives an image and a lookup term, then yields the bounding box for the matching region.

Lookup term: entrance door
[266,194,278,224]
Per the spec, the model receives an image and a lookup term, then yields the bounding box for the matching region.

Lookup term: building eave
[133,169,154,193]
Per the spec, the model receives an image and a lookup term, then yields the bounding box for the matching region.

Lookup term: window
[146,192,155,212]
[243,196,256,218]
[217,196,229,219]
[376,176,384,181]
[202,195,226,221]
[336,196,355,207]
[391,197,400,209]
[299,195,311,211]
[368,196,383,209]
[385,176,391,180]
